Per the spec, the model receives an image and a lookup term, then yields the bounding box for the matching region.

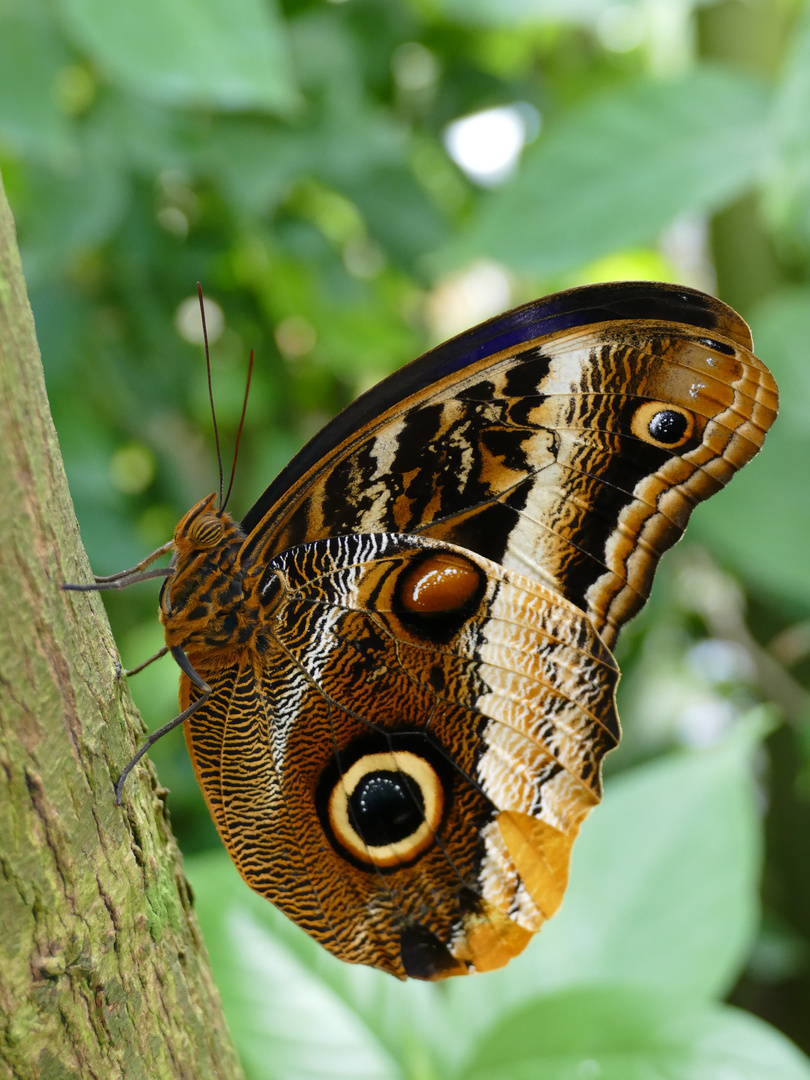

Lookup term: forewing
[241,283,776,647]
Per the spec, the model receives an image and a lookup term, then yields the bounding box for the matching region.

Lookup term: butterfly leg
[63,565,172,592]
[114,644,211,805]
[123,646,169,677]
[62,539,174,592]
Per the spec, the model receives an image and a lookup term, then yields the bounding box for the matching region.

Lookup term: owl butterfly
[74,281,776,981]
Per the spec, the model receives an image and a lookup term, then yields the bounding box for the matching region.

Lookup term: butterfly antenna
[197,283,225,508]
[222,349,254,513]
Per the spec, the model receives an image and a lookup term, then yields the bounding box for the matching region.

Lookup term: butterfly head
[172,493,244,559]
[160,494,246,620]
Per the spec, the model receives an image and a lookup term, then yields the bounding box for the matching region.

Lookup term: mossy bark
[0,170,245,1079]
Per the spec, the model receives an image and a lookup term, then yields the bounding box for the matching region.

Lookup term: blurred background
[3,0,810,1075]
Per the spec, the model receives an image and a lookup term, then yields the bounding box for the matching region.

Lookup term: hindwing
[181,534,619,980]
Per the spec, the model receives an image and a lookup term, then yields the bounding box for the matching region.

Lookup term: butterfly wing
[182,534,619,980]
[175,281,776,980]
[240,282,777,647]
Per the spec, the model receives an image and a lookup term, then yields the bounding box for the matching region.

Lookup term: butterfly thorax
[160,493,258,670]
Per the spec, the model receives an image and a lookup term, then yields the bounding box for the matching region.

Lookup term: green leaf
[343,167,450,269]
[772,2,810,151]
[533,718,764,995]
[430,0,641,27]
[766,2,810,240]
[444,66,772,274]
[460,985,810,1080]
[16,140,127,284]
[0,12,77,165]
[196,109,408,218]
[442,718,765,1026]
[186,852,454,1080]
[58,0,299,114]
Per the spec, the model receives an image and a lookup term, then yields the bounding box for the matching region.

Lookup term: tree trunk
[0,169,245,1080]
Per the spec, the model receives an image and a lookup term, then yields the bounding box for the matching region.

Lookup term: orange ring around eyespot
[630,401,694,448]
[327,751,444,868]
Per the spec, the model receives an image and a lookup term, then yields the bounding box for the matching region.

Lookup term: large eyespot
[395,551,485,642]
[326,750,444,868]
[631,402,694,449]
[187,513,224,548]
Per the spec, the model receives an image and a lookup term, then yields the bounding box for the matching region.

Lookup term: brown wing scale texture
[143,282,777,979]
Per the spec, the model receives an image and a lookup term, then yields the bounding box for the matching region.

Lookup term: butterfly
[72,280,777,980]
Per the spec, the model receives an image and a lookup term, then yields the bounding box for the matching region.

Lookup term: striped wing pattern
[158,282,777,979]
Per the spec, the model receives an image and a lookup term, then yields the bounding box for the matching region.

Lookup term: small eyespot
[187,513,224,549]
[631,402,694,449]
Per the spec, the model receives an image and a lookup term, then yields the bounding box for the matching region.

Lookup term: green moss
[144,866,183,940]
[37,1049,77,1080]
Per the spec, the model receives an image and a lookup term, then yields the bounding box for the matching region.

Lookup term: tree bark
[0,170,245,1079]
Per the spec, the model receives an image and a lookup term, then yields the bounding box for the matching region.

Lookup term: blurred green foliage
[3,0,810,1075]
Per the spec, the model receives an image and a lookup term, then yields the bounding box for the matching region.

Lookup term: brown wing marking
[186,534,618,978]
[240,323,776,650]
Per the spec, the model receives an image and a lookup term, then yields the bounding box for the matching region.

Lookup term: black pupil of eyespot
[648,409,688,443]
[348,772,425,846]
